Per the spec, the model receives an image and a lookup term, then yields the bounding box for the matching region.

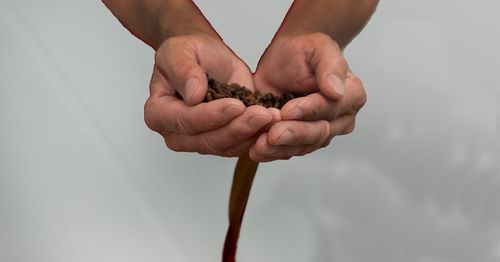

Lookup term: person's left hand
[250,32,367,162]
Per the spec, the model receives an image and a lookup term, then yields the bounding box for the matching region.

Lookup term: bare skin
[251,0,379,161]
[102,0,379,161]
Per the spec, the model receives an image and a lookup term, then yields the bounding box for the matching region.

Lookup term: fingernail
[247,115,268,130]
[287,108,303,119]
[185,77,198,100]
[223,104,243,120]
[277,130,293,145]
[327,74,345,96]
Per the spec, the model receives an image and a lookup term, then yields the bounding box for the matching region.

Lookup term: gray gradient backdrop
[0,0,498,261]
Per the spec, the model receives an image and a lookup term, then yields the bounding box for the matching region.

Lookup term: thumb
[309,40,348,101]
[155,47,207,106]
[179,69,207,106]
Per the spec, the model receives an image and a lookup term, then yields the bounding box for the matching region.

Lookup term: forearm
[277,0,379,48]
[102,0,218,50]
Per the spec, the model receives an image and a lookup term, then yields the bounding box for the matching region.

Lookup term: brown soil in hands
[205,78,296,109]
[176,76,298,109]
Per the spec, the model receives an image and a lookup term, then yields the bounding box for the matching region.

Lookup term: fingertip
[268,108,282,123]
[248,147,260,162]
[281,103,303,120]
[249,133,268,161]
[221,99,245,120]
[245,105,274,129]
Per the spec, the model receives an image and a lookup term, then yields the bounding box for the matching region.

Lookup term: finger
[167,106,274,154]
[249,133,311,162]
[346,72,368,111]
[267,120,332,147]
[223,139,257,157]
[255,145,317,162]
[281,92,339,121]
[148,65,175,97]
[220,107,281,157]
[155,42,207,106]
[267,115,355,147]
[308,35,349,100]
[145,95,245,135]
[226,60,256,92]
[281,74,367,121]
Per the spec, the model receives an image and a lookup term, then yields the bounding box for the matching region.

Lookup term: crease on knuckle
[331,103,343,119]
[198,136,220,155]
[175,111,196,135]
[174,63,197,82]
[306,102,322,120]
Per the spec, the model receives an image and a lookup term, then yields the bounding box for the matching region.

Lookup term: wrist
[151,2,219,49]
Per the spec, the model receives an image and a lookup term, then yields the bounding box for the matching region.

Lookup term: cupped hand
[250,32,367,162]
[145,34,280,157]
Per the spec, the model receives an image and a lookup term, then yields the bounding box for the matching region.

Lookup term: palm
[253,37,318,96]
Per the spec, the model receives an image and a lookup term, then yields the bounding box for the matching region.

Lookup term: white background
[0,0,498,261]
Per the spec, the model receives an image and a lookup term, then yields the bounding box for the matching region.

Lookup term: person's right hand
[145,34,280,157]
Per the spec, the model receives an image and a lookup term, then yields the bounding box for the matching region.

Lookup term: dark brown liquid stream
[222,153,259,262]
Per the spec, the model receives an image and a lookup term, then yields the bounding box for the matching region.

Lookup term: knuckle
[344,120,356,134]
[198,136,220,155]
[173,63,198,81]
[332,55,348,69]
[144,98,160,132]
[175,112,196,135]
[320,120,333,142]
[349,74,367,110]
[164,136,183,152]
[332,105,342,119]
[228,123,256,141]
[307,104,321,120]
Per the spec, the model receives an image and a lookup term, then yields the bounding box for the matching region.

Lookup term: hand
[250,32,367,162]
[145,34,280,157]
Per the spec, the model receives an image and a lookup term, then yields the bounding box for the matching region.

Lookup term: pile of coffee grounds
[205,78,296,109]
[176,76,298,109]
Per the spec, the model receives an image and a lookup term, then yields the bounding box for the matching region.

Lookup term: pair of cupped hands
[145,32,367,162]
